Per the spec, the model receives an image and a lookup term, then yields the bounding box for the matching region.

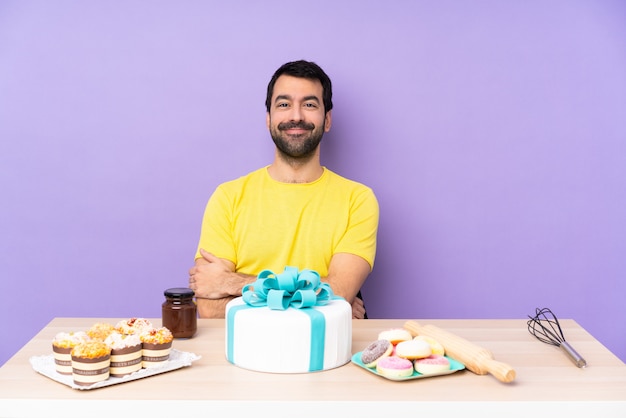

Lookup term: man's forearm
[224,272,257,296]
[195,272,255,318]
[196,296,234,318]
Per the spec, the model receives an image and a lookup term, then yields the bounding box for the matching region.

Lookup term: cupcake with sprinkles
[105,331,143,377]
[115,318,153,335]
[71,340,111,386]
[52,331,90,375]
[140,327,173,368]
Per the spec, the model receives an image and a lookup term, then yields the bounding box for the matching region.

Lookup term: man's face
[266,75,332,159]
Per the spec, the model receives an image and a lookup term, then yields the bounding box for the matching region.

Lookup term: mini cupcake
[140,327,173,368]
[71,341,111,386]
[105,331,143,377]
[115,318,153,335]
[51,331,90,375]
[87,322,116,341]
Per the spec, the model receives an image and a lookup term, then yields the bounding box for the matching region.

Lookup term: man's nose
[288,105,303,121]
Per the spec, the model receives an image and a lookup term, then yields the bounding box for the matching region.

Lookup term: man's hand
[188,249,237,299]
[352,296,366,319]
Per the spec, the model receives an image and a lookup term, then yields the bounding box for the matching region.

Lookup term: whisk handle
[560,341,587,368]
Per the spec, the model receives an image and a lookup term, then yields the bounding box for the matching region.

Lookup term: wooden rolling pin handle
[483,358,516,383]
[404,320,516,383]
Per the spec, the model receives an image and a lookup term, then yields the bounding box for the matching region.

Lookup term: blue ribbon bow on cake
[241,266,335,310]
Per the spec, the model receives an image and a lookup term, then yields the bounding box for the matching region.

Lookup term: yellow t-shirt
[195,167,379,277]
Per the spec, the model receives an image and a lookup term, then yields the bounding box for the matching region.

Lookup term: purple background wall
[1,1,625,366]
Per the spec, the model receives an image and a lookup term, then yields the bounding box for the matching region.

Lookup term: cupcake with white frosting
[115,318,153,335]
[105,331,142,377]
[52,331,90,375]
[140,327,173,368]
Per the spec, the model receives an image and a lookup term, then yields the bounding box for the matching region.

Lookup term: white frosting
[395,339,432,359]
[115,318,153,335]
[104,332,141,350]
[52,331,89,346]
[225,297,352,373]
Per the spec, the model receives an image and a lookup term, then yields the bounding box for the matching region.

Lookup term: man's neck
[267,154,324,184]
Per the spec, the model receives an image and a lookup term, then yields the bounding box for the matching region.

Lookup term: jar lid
[164,287,195,298]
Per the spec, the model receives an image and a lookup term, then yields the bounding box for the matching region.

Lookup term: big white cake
[225,296,352,373]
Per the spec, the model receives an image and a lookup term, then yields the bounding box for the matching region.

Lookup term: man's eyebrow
[303,95,320,103]
[274,94,320,103]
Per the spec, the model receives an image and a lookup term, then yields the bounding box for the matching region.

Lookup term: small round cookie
[376,356,414,378]
[360,339,393,368]
[377,328,412,345]
[395,339,432,360]
[414,335,445,356]
[414,354,451,375]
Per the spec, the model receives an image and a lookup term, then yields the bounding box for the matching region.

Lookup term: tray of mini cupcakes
[30,318,201,390]
[352,328,465,381]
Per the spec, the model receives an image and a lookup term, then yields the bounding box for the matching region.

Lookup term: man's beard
[270,120,325,159]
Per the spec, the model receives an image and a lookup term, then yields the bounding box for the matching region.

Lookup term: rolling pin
[404,320,516,383]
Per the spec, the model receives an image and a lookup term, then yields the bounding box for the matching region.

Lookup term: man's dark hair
[265,60,333,114]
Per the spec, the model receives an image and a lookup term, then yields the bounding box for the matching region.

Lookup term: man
[188,60,379,319]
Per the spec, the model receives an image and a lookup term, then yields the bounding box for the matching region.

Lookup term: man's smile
[278,121,315,133]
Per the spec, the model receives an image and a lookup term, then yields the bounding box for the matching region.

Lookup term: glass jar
[162,287,197,338]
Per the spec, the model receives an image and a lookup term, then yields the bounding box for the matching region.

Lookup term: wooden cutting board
[404,320,516,383]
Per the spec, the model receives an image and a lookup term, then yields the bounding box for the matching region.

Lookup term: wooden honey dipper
[404,320,516,383]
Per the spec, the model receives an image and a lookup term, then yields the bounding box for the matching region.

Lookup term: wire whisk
[527,307,587,368]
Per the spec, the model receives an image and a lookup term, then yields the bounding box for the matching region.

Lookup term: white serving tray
[30,349,201,390]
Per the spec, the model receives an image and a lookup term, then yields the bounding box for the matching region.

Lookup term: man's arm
[190,250,371,318]
[189,249,256,318]
[194,296,236,319]
[324,252,372,319]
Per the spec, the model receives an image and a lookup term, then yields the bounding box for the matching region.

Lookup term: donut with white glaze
[414,335,445,356]
[377,328,412,345]
[395,339,432,360]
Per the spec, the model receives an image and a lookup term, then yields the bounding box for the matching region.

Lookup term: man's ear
[324,110,332,132]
